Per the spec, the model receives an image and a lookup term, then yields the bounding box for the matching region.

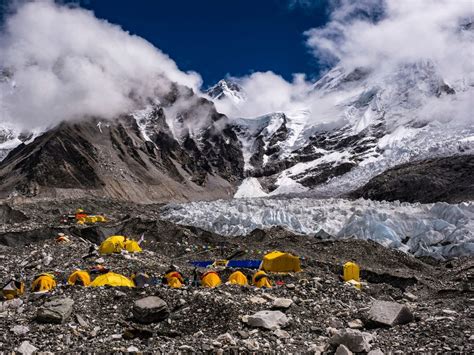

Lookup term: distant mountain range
[0,60,473,202]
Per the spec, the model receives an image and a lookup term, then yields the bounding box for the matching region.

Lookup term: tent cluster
[75,208,107,225]
[98,236,142,255]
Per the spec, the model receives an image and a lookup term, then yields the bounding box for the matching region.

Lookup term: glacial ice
[161,198,474,259]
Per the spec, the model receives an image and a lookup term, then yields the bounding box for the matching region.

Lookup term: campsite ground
[0,199,472,353]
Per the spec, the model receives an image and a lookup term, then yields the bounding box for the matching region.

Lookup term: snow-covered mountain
[212,62,474,197]
[206,79,246,104]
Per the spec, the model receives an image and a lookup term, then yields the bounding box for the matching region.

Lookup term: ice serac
[161,197,474,259]
[0,82,245,202]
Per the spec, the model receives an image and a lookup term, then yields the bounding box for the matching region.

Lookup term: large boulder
[132,296,169,324]
[330,328,373,352]
[246,310,288,330]
[368,300,414,327]
[36,297,74,324]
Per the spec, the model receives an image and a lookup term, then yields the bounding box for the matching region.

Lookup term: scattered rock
[247,310,289,330]
[127,346,139,353]
[368,300,414,327]
[368,349,384,355]
[348,319,364,329]
[272,298,293,310]
[11,325,29,336]
[132,296,169,324]
[17,341,38,355]
[36,297,74,324]
[335,344,353,355]
[249,296,267,304]
[403,292,418,302]
[76,314,89,328]
[217,332,236,346]
[273,329,290,339]
[330,328,373,352]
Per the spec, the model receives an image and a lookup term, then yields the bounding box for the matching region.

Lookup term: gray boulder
[36,297,74,324]
[335,344,353,355]
[368,300,414,327]
[132,296,169,324]
[330,328,373,352]
[247,310,289,330]
[17,341,37,355]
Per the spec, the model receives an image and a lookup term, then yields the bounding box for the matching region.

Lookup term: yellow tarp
[261,251,301,273]
[31,273,56,292]
[124,240,142,253]
[90,272,134,288]
[68,270,91,286]
[343,262,361,289]
[201,272,221,288]
[228,271,248,286]
[252,270,272,288]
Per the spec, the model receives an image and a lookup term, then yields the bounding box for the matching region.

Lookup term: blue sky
[72,0,331,87]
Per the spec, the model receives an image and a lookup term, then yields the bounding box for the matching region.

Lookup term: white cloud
[0,0,202,130]
[216,0,473,127]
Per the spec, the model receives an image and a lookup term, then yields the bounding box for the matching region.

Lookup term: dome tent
[68,270,91,286]
[90,272,134,288]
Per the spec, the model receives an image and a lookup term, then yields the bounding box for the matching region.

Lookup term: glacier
[161,197,474,259]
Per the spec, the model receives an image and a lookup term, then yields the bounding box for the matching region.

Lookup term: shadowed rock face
[0,86,245,203]
[350,155,474,203]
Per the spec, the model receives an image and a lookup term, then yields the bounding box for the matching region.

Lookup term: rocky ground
[0,199,473,353]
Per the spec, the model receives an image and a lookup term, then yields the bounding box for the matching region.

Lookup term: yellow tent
[228,271,248,286]
[124,240,142,253]
[90,272,134,288]
[164,271,184,288]
[31,273,56,292]
[261,251,301,273]
[201,271,221,288]
[252,270,272,288]
[2,280,25,300]
[67,270,91,286]
[99,236,125,254]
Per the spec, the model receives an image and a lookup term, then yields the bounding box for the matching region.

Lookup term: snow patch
[234,178,268,198]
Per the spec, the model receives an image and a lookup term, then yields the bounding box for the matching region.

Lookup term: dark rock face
[0,86,245,202]
[0,204,28,224]
[350,155,474,203]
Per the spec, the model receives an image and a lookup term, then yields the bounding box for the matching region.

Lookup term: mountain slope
[350,155,474,203]
[0,86,244,202]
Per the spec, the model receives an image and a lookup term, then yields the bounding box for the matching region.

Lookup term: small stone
[217,332,236,346]
[179,345,196,352]
[76,314,89,328]
[368,349,384,355]
[286,283,296,290]
[273,329,290,339]
[329,328,373,352]
[403,292,418,302]
[11,325,29,335]
[247,310,289,330]
[95,257,105,263]
[242,339,260,351]
[238,330,249,339]
[272,298,293,310]
[368,300,413,327]
[127,346,139,352]
[348,319,364,329]
[335,344,353,355]
[442,309,457,315]
[111,334,122,340]
[17,341,38,355]
[249,296,267,304]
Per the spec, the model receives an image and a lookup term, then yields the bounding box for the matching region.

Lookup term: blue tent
[190,260,261,269]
